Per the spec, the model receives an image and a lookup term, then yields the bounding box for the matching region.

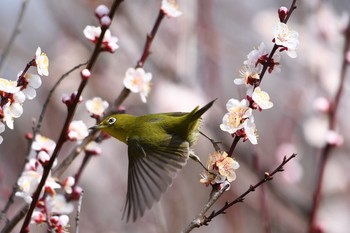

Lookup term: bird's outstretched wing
[123,135,189,222]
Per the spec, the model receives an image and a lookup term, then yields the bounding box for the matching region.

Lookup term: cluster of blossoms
[200,151,240,189]
[15,135,76,232]
[201,6,299,188]
[83,5,119,53]
[15,94,107,231]
[0,47,49,144]
[221,6,299,145]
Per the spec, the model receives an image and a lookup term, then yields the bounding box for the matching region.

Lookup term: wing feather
[123,135,189,221]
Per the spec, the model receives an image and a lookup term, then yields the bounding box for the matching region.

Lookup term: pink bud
[81,69,91,81]
[100,16,111,28]
[95,5,109,18]
[313,97,330,113]
[278,6,289,22]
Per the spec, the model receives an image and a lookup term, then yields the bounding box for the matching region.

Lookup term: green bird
[90,99,215,221]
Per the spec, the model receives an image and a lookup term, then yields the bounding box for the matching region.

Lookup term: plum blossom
[273,22,299,58]
[83,25,119,53]
[220,98,252,134]
[32,134,56,154]
[0,78,20,93]
[234,65,260,86]
[200,151,239,186]
[67,120,89,141]
[251,87,273,110]
[123,67,152,103]
[35,47,49,76]
[85,97,109,118]
[19,73,42,100]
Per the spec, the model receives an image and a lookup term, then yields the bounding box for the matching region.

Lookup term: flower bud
[278,6,289,22]
[95,5,109,18]
[100,16,111,28]
[81,68,91,81]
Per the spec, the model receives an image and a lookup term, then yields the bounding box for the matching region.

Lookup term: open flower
[2,91,25,129]
[161,0,182,18]
[251,87,273,110]
[85,97,109,118]
[15,169,42,203]
[19,73,42,100]
[0,78,20,93]
[243,42,281,74]
[123,67,152,103]
[200,151,240,186]
[220,98,252,134]
[242,117,258,144]
[273,22,299,58]
[46,194,74,214]
[32,134,56,154]
[35,47,49,76]
[83,25,119,53]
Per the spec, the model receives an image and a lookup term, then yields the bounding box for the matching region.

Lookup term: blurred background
[0,0,350,232]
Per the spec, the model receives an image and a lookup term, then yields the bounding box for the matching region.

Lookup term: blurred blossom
[67,120,89,141]
[312,97,330,113]
[50,215,70,232]
[31,211,46,224]
[161,0,182,18]
[37,150,50,164]
[251,87,273,110]
[20,73,42,100]
[273,22,299,58]
[0,78,20,93]
[303,116,328,148]
[220,98,252,134]
[15,170,42,203]
[316,6,349,42]
[85,97,109,117]
[326,130,344,147]
[85,141,102,156]
[123,67,152,103]
[62,176,75,194]
[46,194,74,214]
[35,47,49,76]
[32,134,56,154]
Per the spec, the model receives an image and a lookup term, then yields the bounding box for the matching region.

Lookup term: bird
[90,99,215,221]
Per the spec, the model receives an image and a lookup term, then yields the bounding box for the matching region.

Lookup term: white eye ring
[107,117,116,125]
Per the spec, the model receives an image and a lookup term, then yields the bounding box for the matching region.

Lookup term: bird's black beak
[89,125,101,131]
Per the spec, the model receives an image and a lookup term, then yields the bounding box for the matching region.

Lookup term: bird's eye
[107,117,116,125]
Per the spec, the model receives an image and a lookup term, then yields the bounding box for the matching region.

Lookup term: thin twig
[182,153,297,233]
[182,184,229,233]
[0,0,30,72]
[75,190,84,233]
[308,20,350,233]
